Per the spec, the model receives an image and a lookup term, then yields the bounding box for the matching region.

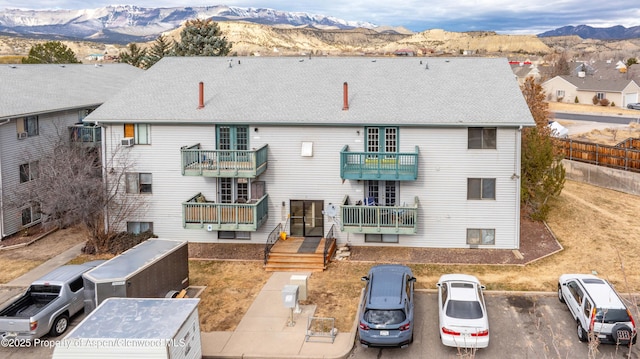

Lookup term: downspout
[94,120,109,236]
[0,118,12,238]
[515,125,523,249]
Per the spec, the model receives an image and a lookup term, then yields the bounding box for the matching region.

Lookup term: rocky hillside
[0,21,638,61]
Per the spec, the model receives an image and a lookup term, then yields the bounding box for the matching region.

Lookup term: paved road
[554,111,640,124]
[349,292,640,359]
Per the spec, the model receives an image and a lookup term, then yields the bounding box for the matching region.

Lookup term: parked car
[358,264,416,348]
[558,274,637,346]
[548,120,569,138]
[627,103,640,110]
[437,274,490,349]
[0,261,104,341]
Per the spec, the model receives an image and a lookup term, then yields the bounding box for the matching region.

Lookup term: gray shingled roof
[88,57,534,127]
[0,63,143,119]
[560,75,638,92]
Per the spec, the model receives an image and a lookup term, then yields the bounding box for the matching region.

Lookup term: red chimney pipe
[198,82,204,109]
[342,82,349,111]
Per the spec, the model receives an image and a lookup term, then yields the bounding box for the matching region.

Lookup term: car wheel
[557,284,565,303]
[577,322,588,342]
[50,314,69,337]
[611,323,633,347]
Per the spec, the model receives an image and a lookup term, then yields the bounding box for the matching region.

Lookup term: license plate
[380,330,389,336]
[618,330,631,340]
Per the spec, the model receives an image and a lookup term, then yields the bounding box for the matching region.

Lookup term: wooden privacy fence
[557,137,640,173]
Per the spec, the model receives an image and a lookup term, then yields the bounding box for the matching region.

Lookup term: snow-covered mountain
[0,5,379,44]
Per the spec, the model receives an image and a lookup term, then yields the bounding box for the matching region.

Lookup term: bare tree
[5,120,147,253]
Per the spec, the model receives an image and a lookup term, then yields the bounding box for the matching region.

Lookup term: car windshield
[364,309,406,325]
[595,308,631,323]
[446,300,483,319]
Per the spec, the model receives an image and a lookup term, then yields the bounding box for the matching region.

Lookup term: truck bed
[0,290,59,317]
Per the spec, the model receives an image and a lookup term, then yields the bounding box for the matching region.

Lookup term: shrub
[574,96,579,103]
[557,97,564,102]
[599,98,610,107]
[592,95,599,105]
[611,102,615,107]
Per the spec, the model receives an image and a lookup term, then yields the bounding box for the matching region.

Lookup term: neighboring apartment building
[86,57,534,249]
[0,63,143,239]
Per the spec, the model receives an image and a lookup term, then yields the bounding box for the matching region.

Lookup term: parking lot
[350,291,640,359]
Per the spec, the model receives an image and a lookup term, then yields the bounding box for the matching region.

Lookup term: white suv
[558,274,637,346]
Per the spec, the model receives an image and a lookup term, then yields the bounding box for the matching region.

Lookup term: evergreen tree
[520,76,565,220]
[118,43,147,69]
[21,41,80,64]
[626,57,638,67]
[552,53,570,77]
[144,35,172,69]
[172,19,232,56]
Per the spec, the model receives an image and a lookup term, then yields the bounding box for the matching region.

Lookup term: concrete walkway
[201,271,356,359]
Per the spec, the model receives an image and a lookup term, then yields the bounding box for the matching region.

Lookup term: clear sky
[2,1,640,34]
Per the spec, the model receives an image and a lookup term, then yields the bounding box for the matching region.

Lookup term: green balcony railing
[340,195,419,234]
[181,144,268,178]
[69,124,101,146]
[340,145,419,181]
[182,193,269,231]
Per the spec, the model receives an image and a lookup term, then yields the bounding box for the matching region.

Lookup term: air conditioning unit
[121,137,134,147]
[17,132,28,140]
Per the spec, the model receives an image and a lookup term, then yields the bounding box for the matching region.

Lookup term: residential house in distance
[86,57,534,251]
[542,75,640,107]
[0,63,143,239]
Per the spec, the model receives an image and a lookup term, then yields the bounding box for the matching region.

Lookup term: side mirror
[409,277,417,283]
[361,276,369,282]
[436,283,442,288]
[480,285,486,290]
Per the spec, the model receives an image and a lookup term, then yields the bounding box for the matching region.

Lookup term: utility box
[282,285,299,308]
[290,275,308,301]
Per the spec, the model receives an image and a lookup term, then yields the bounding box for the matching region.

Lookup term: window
[366,127,398,153]
[596,92,605,100]
[365,180,398,206]
[69,276,84,292]
[16,116,39,138]
[124,123,151,144]
[218,231,251,240]
[467,178,496,200]
[127,221,153,234]
[467,229,495,245]
[126,173,152,193]
[19,161,39,183]
[21,203,41,226]
[556,90,565,99]
[365,234,399,243]
[468,128,496,149]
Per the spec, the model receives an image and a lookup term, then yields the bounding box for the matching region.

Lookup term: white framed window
[127,221,153,234]
[124,123,151,144]
[22,203,42,226]
[19,161,39,183]
[467,178,496,200]
[126,173,152,194]
[467,229,495,245]
[365,234,399,243]
[16,116,39,138]
[596,92,605,100]
[556,90,565,99]
[468,128,496,149]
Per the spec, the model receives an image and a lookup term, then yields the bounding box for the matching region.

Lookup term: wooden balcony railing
[181,144,268,178]
[340,195,419,234]
[182,193,269,231]
[340,145,419,181]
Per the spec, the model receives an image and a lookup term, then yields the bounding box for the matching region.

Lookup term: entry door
[290,200,324,237]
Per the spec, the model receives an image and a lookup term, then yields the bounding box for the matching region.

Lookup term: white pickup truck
[0,261,103,341]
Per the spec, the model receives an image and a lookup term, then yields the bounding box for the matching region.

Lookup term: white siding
[104,123,521,249]
[0,111,80,238]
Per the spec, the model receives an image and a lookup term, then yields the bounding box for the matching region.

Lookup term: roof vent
[198,82,204,109]
[342,82,349,111]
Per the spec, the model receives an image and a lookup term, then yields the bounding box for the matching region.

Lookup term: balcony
[340,195,419,235]
[69,124,101,147]
[182,193,269,231]
[340,145,419,181]
[181,144,268,178]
